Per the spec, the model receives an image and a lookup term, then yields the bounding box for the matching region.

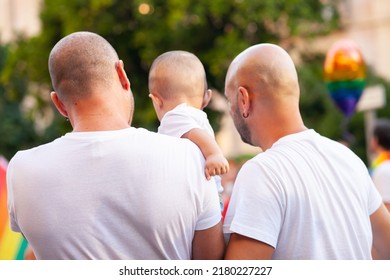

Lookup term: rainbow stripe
[323,39,366,82]
[325,79,366,117]
[0,156,28,260]
[372,152,390,171]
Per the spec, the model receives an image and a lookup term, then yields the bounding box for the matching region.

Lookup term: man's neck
[71,114,131,132]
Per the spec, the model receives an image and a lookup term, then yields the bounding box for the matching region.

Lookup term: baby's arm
[182,128,229,180]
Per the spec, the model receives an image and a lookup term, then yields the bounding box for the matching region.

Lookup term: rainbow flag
[371,152,390,171]
[0,155,28,260]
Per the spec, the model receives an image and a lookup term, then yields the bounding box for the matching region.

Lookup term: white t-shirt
[158,103,223,193]
[7,127,221,259]
[372,161,390,202]
[224,129,382,260]
[158,103,214,138]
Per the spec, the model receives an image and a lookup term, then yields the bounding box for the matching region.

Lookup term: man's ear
[148,93,163,109]
[201,89,213,109]
[238,86,250,115]
[50,91,68,118]
[115,60,130,91]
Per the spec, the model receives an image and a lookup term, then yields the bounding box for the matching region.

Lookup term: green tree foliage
[3,0,388,163]
[0,45,42,159]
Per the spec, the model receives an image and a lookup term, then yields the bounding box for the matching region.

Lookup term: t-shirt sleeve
[372,163,390,203]
[368,172,386,214]
[6,155,22,233]
[223,161,283,248]
[187,146,221,230]
[195,180,222,230]
[158,108,202,138]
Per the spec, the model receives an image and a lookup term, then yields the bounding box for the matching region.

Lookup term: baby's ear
[149,93,163,108]
[201,89,213,109]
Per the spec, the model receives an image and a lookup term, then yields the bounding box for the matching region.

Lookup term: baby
[148,50,229,209]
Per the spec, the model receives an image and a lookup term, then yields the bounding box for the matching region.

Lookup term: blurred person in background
[370,118,390,212]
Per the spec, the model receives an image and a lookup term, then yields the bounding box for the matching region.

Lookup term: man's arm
[24,245,37,260]
[182,128,229,179]
[192,221,225,260]
[371,203,390,259]
[224,233,274,260]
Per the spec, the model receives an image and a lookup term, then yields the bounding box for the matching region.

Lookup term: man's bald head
[225,44,305,149]
[48,31,119,101]
[148,51,207,101]
[226,43,300,103]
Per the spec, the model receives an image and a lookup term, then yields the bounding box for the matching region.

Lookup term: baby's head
[148,51,212,120]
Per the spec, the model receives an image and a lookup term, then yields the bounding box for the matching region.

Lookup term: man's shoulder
[11,137,61,158]
[7,138,62,171]
[137,127,204,156]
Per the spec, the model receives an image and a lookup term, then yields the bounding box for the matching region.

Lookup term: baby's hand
[205,154,229,180]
